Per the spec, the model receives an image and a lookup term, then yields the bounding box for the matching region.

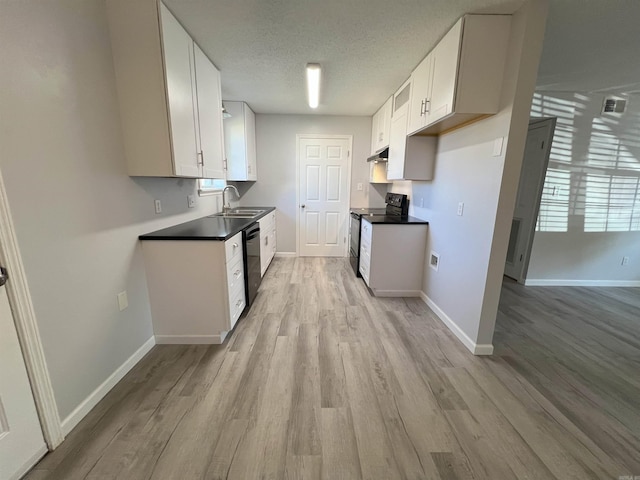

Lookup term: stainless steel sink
[208,209,266,219]
[228,209,266,215]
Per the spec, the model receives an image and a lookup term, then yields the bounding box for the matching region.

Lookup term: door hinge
[347,150,350,157]
[519,254,524,261]
[0,266,8,287]
[541,141,544,150]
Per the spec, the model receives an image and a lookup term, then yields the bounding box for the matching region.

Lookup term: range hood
[367,148,389,162]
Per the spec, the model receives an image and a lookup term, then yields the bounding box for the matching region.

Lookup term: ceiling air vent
[602,98,627,114]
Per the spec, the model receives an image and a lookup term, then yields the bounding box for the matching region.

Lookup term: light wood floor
[27,258,640,479]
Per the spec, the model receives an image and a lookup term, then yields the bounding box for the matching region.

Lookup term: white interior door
[299,137,351,257]
[0,271,47,480]
[505,118,556,282]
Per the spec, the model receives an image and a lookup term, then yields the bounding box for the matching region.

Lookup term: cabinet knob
[233,243,238,248]
[236,299,242,307]
[234,270,241,277]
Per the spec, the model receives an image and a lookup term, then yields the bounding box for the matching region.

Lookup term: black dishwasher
[242,223,261,309]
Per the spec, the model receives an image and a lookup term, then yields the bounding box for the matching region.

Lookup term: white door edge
[296,134,353,257]
[0,167,63,450]
[505,117,556,283]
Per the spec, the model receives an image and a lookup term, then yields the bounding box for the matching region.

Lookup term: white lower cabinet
[359,219,428,296]
[141,231,246,344]
[258,211,277,277]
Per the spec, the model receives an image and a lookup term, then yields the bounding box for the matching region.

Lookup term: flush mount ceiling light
[306,63,321,109]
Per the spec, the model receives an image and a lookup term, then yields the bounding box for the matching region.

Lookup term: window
[198,178,226,195]
[536,168,571,232]
[584,174,640,232]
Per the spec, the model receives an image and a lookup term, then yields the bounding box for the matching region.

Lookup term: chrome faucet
[222,185,240,213]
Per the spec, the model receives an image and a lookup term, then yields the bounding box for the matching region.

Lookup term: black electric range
[349,193,409,276]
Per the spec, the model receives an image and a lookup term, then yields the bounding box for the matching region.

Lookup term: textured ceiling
[163,0,524,115]
[163,0,640,116]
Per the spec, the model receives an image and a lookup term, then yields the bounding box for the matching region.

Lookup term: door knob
[0,266,8,287]
[301,205,306,209]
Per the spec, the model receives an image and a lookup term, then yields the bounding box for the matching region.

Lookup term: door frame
[506,116,556,283]
[296,134,353,257]
[0,168,64,450]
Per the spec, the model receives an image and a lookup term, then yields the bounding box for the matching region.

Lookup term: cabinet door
[387,81,411,181]
[407,54,433,135]
[245,105,257,180]
[387,109,408,181]
[370,109,380,155]
[378,96,393,151]
[427,19,462,125]
[160,4,200,177]
[193,44,225,179]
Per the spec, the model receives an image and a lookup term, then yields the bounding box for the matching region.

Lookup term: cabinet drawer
[360,231,371,250]
[225,232,243,264]
[226,255,244,293]
[270,229,277,255]
[361,221,372,245]
[359,257,370,285]
[229,284,246,330]
[259,211,275,231]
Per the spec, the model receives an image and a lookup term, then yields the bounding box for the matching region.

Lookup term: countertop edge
[361,215,429,225]
[138,206,276,241]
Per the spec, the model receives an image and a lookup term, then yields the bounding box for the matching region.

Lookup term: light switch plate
[492,137,504,157]
[357,183,363,191]
[154,199,162,214]
[117,291,128,311]
[457,202,464,216]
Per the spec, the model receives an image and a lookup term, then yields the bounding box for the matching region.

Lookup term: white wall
[240,114,386,253]
[0,0,222,421]
[391,0,549,351]
[527,91,640,285]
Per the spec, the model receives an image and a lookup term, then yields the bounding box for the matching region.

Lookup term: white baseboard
[275,252,297,258]
[524,279,640,287]
[10,445,48,480]
[154,334,226,344]
[372,289,422,297]
[61,336,155,435]
[419,292,494,356]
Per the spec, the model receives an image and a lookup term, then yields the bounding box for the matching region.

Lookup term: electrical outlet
[430,251,440,271]
[457,202,464,216]
[154,199,162,214]
[117,291,128,311]
[357,183,363,191]
[622,256,630,266]
[187,194,196,208]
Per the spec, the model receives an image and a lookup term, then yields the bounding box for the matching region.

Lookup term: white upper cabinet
[223,101,257,181]
[427,19,462,125]
[106,0,225,178]
[407,53,433,136]
[370,96,393,155]
[407,15,511,136]
[387,79,437,181]
[193,44,226,179]
[160,5,199,177]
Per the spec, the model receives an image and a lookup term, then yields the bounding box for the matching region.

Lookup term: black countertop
[361,215,429,225]
[139,207,275,241]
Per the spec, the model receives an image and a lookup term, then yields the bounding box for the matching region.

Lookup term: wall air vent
[602,98,627,114]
